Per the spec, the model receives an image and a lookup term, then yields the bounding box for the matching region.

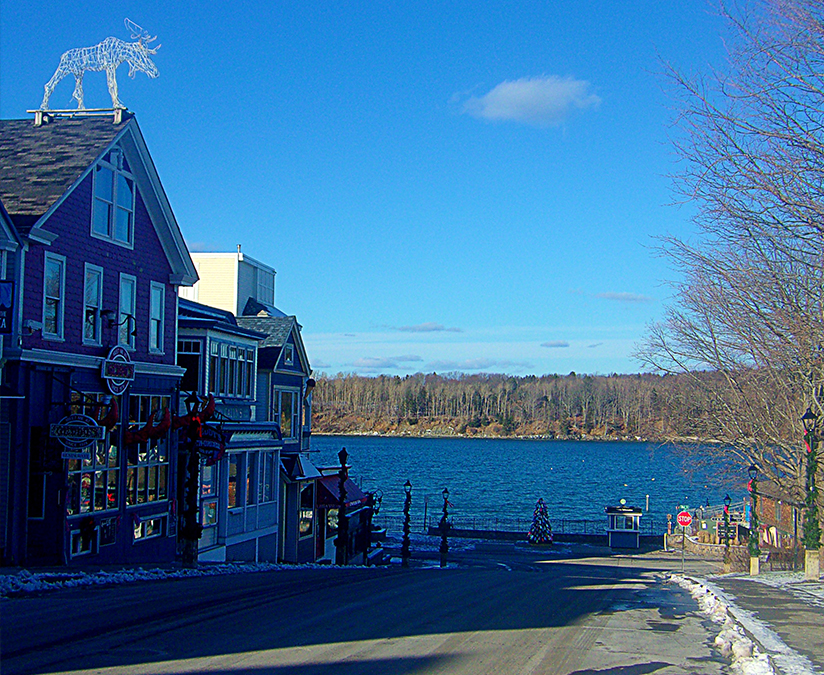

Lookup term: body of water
[310,435,736,534]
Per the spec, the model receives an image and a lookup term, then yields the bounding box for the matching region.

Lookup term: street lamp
[723,493,732,571]
[401,480,412,567]
[439,487,450,568]
[748,464,760,574]
[335,448,349,566]
[801,407,821,580]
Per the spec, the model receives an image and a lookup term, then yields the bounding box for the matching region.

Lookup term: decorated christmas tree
[527,498,553,545]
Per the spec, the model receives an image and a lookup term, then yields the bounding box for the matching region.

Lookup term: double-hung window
[119,274,136,349]
[149,282,165,353]
[43,252,66,339]
[83,264,103,345]
[92,149,134,247]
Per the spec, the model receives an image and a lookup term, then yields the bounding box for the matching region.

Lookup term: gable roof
[0,198,22,252]
[0,114,197,285]
[0,118,123,232]
[236,315,311,374]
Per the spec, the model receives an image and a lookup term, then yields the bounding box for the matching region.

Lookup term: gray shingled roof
[0,117,126,231]
[236,316,296,348]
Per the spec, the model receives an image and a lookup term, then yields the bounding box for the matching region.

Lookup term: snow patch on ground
[670,574,816,675]
[736,572,824,610]
[0,561,381,598]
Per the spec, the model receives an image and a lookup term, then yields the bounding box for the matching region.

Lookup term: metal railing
[371,514,657,537]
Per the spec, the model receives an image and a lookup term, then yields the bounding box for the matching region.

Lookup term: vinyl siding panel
[185,256,239,316]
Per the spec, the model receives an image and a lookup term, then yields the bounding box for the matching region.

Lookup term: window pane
[44,299,58,335]
[92,200,111,237]
[228,456,238,508]
[95,166,113,200]
[45,260,61,298]
[117,174,133,209]
[115,207,131,243]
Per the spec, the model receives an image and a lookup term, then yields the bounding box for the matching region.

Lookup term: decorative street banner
[102,345,135,395]
[0,280,13,335]
[50,413,105,458]
[196,425,228,466]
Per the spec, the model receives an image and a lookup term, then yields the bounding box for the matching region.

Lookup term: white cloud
[462,75,600,127]
[595,292,653,304]
[351,355,423,370]
[394,322,462,333]
[541,341,569,348]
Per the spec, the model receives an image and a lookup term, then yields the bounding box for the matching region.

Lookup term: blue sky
[0,1,729,377]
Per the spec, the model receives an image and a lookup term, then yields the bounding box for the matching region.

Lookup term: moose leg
[72,74,86,109]
[41,67,65,110]
[106,68,124,109]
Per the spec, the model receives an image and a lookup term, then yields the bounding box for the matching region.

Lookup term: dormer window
[283,344,294,366]
[92,149,134,247]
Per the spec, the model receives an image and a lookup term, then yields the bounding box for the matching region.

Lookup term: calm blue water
[310,436,734,532]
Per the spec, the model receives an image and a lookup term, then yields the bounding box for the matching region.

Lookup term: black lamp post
[723,493,732,569]
[801,408,821,554]
[439,487,449,568]
[748,464,760,560]
[401,480,412,567]
[335,448,349,566]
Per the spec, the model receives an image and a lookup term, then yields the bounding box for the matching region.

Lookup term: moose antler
[124,18,149,41]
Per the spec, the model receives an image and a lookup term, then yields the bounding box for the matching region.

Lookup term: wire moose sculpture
[41,19,160,111]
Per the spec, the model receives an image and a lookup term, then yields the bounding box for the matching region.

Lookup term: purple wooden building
[0,113,197,566]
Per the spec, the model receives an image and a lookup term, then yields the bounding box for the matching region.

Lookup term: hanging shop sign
[50,413,105,459]
[102,345,135,395]
[196,425,228,466]
[0,280,13,335]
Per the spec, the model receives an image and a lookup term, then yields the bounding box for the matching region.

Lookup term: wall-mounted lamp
[101,310,137,337]
[304,377,316,403]
[22,319,42,335]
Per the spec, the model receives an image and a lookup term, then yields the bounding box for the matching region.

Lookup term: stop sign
[676,511,693,527]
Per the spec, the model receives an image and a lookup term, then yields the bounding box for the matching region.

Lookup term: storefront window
[228,455,239,508]
[66,393,119,515]
[125,395,170,506]
[299,482,314,537]
[258,450,276,503]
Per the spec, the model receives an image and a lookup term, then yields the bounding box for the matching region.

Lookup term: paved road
[2,544,728,675]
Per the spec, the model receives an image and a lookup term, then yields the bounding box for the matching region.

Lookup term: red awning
[317,475,368,509]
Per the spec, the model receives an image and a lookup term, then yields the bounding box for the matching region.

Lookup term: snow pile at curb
[670,573,774,675]
[0,561,380,598]
[670,573,817,675]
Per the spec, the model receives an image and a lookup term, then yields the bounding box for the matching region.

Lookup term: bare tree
[639,0,824,504]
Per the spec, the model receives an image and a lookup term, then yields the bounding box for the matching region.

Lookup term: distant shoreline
[310,431,712,444]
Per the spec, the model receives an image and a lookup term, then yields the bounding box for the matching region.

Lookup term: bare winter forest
[312,371,731,442]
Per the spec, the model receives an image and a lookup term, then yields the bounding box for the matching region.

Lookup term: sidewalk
[709,574,824,675]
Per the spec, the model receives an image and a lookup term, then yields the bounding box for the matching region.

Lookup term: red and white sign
[102,345,135,395]
[676,511,693,528]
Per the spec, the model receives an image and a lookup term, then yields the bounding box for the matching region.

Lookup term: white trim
[149,281,165,354]
[42,251,66,340]
[20,348,186,377]
[119,272,137,350]
[82,263,104,346]
[27,227,58,245]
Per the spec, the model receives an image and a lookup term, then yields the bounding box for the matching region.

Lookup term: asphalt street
[1,544,732,675]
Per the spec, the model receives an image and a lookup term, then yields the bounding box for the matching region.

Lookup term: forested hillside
[312,372,722,441]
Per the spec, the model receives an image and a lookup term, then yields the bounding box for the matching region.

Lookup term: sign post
[676,511,693,573]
